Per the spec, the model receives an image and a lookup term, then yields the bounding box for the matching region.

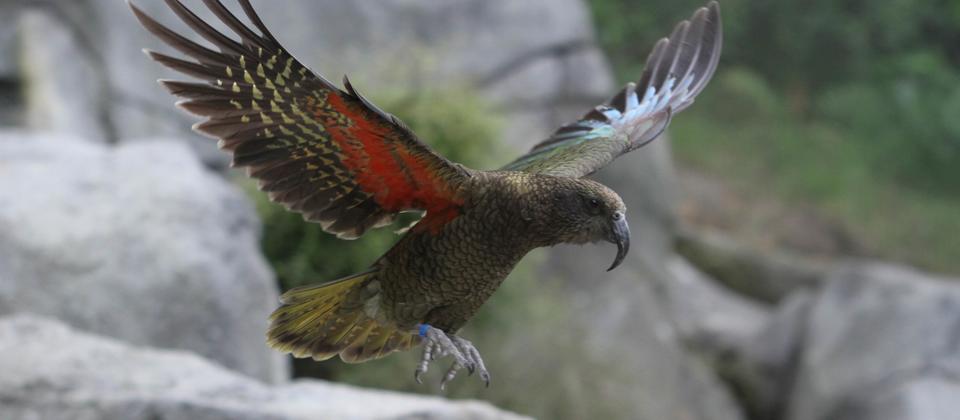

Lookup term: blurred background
[0,0,958,419]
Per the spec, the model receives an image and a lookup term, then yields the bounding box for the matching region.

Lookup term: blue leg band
[417,323,430,337]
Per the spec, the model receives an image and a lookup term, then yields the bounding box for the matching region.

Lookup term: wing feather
[130,0,470,238]
[504,1,721,177]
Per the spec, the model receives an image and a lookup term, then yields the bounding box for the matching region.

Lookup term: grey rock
[19,9,109,141]
[841,378,960,420]
[663,256,770,354]
[562,266,747,420]
[0,4,17,78]
[0,314,528,420]
[12,0,611,162]
[0,13,20,126]
[785,262,960,420]
[676,228,834,303]
[0,131,287,383]
[733,292,815,420]
[741,291,814,386]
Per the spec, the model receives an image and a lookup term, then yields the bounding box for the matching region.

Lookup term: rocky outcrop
[787,262,960,420]
[727,261,960,420]
[0,132,286,383]
[9,0,611,161]
[663,256,770,354]
[0,314,527,420]
[676,228,834,303]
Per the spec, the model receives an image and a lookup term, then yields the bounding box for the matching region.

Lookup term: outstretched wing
[504,1,721,178]
[130,0,471,238]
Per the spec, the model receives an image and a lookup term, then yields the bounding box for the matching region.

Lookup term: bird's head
[528,177,630,271]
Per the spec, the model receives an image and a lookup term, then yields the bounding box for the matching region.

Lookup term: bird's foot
[414,324,490,389]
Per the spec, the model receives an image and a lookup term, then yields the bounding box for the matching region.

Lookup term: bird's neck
[468,171,582,250]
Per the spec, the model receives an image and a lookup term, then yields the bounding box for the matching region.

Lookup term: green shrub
[819,51,960,193]
[590,0,960,274]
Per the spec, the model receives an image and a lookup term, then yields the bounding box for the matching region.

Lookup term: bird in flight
[130,0,721,389]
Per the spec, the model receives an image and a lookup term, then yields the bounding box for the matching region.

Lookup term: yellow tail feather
[266,270,420,363]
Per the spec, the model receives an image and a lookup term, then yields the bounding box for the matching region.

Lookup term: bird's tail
[266,270,420,363]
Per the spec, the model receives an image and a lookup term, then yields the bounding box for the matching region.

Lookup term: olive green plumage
[132,0,722,377]
[269,173,626,362]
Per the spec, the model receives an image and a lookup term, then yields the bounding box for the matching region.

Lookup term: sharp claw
[413,326,489,388]
[441,361,461,390]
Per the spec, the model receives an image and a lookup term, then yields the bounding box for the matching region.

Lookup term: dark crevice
[475,38,598,89]
[0,77,23,127]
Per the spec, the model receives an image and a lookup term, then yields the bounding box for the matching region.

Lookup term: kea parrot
[130,0,722,388]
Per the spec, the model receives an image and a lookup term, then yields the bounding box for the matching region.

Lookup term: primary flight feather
[130,0,722,388]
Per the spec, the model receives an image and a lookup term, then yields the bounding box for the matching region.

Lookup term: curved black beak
[606,212,630,271]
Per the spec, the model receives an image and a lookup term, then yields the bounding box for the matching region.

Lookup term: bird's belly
[376,222,527,331]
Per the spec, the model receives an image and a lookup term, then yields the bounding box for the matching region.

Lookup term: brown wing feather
[130,0,471,239]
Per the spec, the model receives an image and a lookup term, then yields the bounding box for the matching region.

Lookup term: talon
[440,361,462,390]
[413,325,489,388]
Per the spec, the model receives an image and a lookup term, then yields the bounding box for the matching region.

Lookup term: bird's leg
[415,324,468,384]
[414,324,490,388]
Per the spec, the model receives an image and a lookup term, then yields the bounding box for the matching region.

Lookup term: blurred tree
[589,0,960,272]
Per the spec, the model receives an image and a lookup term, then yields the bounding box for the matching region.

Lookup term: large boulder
[663,256,770,354]
[0,314,527,420]
[731,261,960,420]
[785,262,960,420]
[0,132,286,383]
[563,265,749,420]
[19,8,109,142]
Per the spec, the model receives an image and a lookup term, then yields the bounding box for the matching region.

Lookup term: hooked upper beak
[606,211,630,271]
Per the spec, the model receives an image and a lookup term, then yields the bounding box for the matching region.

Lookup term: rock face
[565,266,749,420]
[0,314,527,420]
[663,256,770,354]
[10,0,611,160]
[19,9,109,142]
[728,261,960,420]
[0,132,286,383]
[785,263,960,420]
[676,228,833,303]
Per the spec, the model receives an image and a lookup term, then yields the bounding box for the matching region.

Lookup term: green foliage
[819,51,960,191]
[669,67,960,273]
[589,0,960,273]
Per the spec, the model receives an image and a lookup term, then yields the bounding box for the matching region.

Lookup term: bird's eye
[589,199,600,208]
